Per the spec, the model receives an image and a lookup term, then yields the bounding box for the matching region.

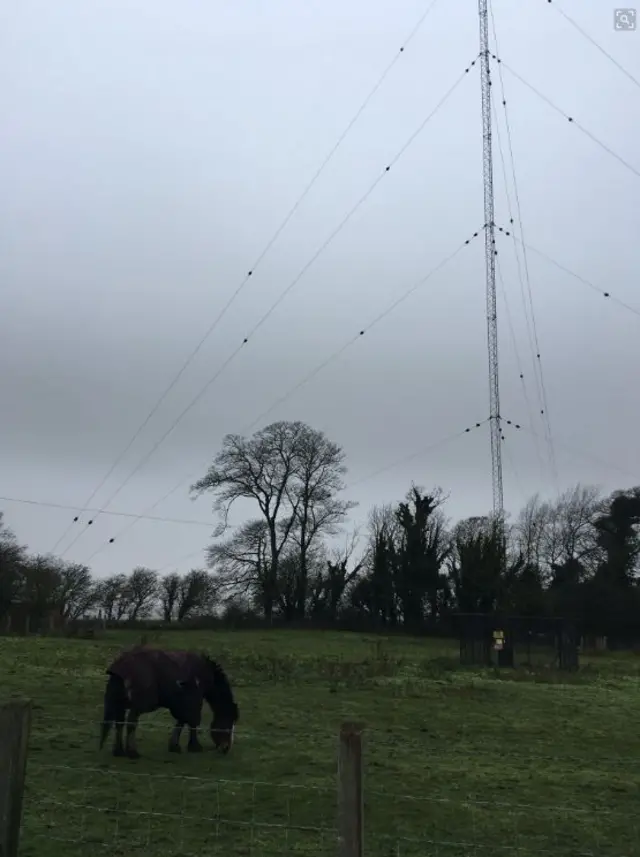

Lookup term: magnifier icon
[615,9,637,29]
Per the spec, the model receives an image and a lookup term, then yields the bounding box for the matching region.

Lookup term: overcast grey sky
[1,0,638,578]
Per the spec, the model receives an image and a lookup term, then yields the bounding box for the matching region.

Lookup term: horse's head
[210,700,239,753]
[201,655,239,754]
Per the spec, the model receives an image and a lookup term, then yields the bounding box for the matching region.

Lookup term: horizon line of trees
[2,420,639,638]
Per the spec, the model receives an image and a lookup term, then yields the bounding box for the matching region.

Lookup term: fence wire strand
[19,729,639,857]
[29,708,640,771]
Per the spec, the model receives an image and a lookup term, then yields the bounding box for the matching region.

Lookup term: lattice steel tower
[478,0,504,524]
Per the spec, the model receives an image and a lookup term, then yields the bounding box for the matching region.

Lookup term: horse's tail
[100,672,127,749]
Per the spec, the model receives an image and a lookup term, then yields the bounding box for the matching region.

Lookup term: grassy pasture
[1,629,639,856]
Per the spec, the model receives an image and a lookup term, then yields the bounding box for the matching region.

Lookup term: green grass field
[2,629,639,856]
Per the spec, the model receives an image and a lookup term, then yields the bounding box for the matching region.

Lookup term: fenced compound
[2,699,639,856]
[457,613,579,670]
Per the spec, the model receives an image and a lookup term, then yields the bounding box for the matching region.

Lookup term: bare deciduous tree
[124,567,159,620]
[0,512,26,619]
[308,528,364,619]
[95,574,129,621]
[286,427,356,618]
[20,554,63,619]
[176,569,217,620]
[549,484,603,573]
[514,485,603,578]
[192,423,302,618]
[512,494,552,572]
[54,561,97,620]
[193,421,353,620]
[159,572,181,622]
[207,519,271,608]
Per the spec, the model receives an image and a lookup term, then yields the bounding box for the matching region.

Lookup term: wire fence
[27,708,640,770]
[2,705,637,857]
[21,761,638,857]
[25,763,336,856]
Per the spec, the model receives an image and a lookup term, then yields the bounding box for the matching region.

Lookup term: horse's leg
[113,717,126,757]
[187,725,203,752]
[125,709,141,759]
[186,695,203,753]
[168,721,184,753]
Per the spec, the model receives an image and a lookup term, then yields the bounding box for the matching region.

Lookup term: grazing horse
[99,646,239,759]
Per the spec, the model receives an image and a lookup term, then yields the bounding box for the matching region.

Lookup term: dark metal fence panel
[455,613,579,670]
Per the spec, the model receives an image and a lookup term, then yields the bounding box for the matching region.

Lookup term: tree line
[0,529,218,624]
[1,420,639,639]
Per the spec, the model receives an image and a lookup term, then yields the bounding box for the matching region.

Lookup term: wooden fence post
[0,700,32,857]
[338,721,364,857]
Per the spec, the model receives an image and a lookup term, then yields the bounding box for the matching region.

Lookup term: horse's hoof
[168,744,182,754]
[187,743,203,753]
[126,749,141,760]
[112,747,126,758]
